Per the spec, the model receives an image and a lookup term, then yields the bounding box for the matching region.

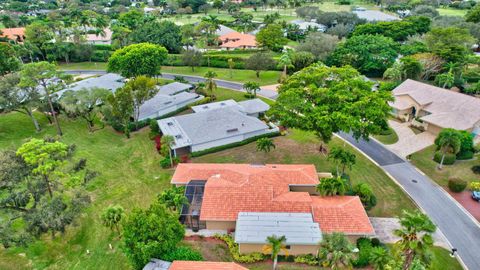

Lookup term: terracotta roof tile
[218,32,257,48]
[0,27,25,41]
[169,261,248,270]
[173,164,374,235]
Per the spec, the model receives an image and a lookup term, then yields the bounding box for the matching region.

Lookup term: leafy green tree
[60,88,111,132]
[158,186,188,212]
[256,137,276,153]
[246,52,275,78]
[425,27,475,64]
[466,4,480,23]
[182,50,203,71]
[290,51,315,72]
[118,9,145,30]
[327,34,398,76]
[243,81,261,97]
[129,21,183,53]
[0,43,20,76]
[19,62,69,136]
[369,246,391,270]
[24,21,54,60]
[123,201,185,269]
[353,182,377,210]
[328,146,356,176]
[270,64,393,143]
[0,73,41,132]
[318,233,354,269]
[16,138,69,198]
[124,76,158,123]
[262,235,288,270]
[435,71,455,89]
[204,71,217,96]
[394,210,436,270]
[108,43,168,78]
[400,56,423,80]
[352,16,431,41]
[278,49,293,82]
[434,128,463,169]
[411,5,439,18]
[297,32,339,61]
[256,24,288,52]
[107,86,134,138]
[101,205,125,234]
[316,177,347,196]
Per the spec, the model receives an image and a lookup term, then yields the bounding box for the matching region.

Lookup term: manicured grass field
[373,128,399,145]
[194,128,416,217]
[161,66,281,85]
[437,7,468,17]
[410,145,480,187]
[58,62,107,70]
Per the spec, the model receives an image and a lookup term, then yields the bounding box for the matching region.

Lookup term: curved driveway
[66,70,480,269]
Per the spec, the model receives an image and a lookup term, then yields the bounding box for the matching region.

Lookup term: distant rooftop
[157,82,193,96]
[138,91,202,121]
[66,73,124,92]
[353,9,399,22]
[235,212,322,245]
[191,99,270,115]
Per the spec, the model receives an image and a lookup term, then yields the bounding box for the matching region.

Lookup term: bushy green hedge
[93,44,113,51]
[214,234,264,263]
[457,150,474,160]
[448,178,468,193]
[165,54,280,70]
[190,131,280,157]
[433,151,456,165]
[294,254,318,265]
[91,50,112,62]
[160,246,203,261]
[353,238,373,267]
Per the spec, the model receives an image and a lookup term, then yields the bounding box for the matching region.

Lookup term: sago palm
[318,232,354,270]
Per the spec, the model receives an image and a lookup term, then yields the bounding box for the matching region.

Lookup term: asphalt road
[66,70,480,269]
[339,132,480,270]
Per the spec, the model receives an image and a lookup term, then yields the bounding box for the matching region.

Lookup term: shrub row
[190,131,280,157]
[214,234,265,263]
[448,178,468,193]
[433,151,456,165]
[293,254,318,266]
[456,150,474,160]
[164,54,281,70]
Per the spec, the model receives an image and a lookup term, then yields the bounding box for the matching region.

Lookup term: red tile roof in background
[172,164,375,235]
[218,32,257,48]
[170,261,248,270]
[0,27,25,41]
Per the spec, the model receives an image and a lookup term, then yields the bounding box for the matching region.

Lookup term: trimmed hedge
[160,246,203,261]
[165,53,280,70]
[190,131,280,157]
[433,151,456,165]
[456,150,474,160]
[448,178,467,193]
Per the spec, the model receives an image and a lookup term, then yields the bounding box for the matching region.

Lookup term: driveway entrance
[386,120,435,158]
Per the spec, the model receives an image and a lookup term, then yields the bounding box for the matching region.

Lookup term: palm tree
[328,146,356,176]
[243,81,261,97]
[263,235,288,270]
[204,71,217,97]
[161,135,175,167]
[436,130,461,169]
[101,205,125,234]
[316,177,347,196]
[158,186,188,212]
[256,137,276,153]
[278,49,293,83]
[369,246,391,270]
[394,210,436,270]
[318,232,354,270]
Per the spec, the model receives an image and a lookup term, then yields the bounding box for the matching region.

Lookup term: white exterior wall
[191,127,279,152]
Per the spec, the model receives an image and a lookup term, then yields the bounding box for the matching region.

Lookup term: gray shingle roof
[138,91,202,121]
[238,99,270,115]
[353,10,399,21]
[142,259,171,270]
[235,212,322,245]
[191,99,270,115]
[158,107,271,149]
[157,82,193,96]
[67,73,125,92]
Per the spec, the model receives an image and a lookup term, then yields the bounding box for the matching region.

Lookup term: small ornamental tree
[327,146,356,176]
[0,43,21,76]
[122,201,185,269]
[204,71,217,96]
[101,205,125,234]
[246,52,275,78]
[157,186,188,212]
[434,129,462,169]
[316,177,347,196]
[182,50,203,71]
[123,76,158,123]
[107,86,134,138]
[263,235,288,270]
[107,43,168,78]
[256,24,288,52]
[318,233,354,269]
[256,137,276,153]
[243,81,261,97]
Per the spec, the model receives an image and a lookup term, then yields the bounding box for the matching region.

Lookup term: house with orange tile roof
[173,163,375,255]
[219,32,257,50]
[143,259,248,270]
[0,27,25,43]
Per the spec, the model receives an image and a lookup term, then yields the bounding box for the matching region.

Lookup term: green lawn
[373,128,399,145]
[58,63,281,86]
[410,145,480,187]
[161,66,281,85]
[437,7,468,17]
[430,247,464,270]
[194,128,416,217]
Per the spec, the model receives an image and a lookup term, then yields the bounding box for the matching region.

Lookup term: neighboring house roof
[235,212,322,245]
[172,163,374,235]
[143,259,171,270]
[391,79,480,130]
[0,27,25,41]
[219,32,257,49]
[157,82,193,96]
[169,261,248,270]
[216,24,237,36]
[58,73,125,96]
[138,91,202,121]
[353,10,399,21]
[85,28,112,42]
[191,99,270,115]
[291,19,326,31]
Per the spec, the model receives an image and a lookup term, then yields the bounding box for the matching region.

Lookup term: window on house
[167,122,173,126]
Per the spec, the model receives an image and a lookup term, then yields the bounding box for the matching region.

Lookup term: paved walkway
[387,120,435,157]
[370,217,450,249]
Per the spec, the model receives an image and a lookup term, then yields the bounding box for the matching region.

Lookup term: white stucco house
[158,99,277,156]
